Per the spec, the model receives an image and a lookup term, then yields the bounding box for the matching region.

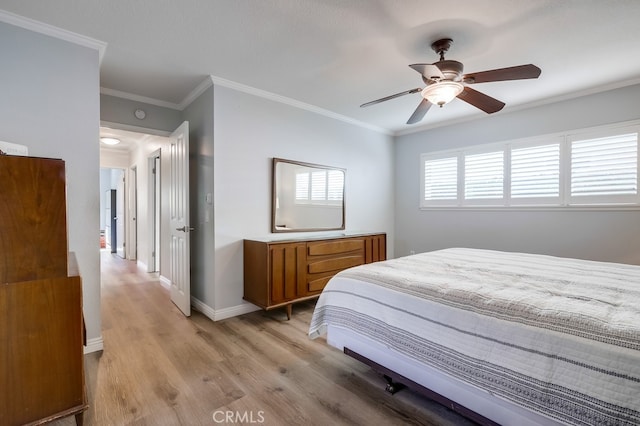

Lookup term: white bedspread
[309,248,640,425]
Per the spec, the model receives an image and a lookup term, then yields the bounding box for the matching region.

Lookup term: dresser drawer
[307,239,364,257]
[307,255,364,274]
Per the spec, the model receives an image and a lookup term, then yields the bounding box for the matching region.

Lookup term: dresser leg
[285,304,292,320]
[75,411,84,426]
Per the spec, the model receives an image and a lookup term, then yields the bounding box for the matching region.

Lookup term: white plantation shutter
[511,143,560,201]
[419,122,640,209]
[465,151,503,201]
[311,171,326,201]
[570,132,638,203]
[295,172,309,200]
[297,169,343,203]
[327,170,344,201]
[422,156,457,204]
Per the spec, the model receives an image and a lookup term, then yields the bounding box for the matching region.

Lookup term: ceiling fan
[360,38,541,124]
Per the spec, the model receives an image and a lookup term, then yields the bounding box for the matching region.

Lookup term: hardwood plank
[50,251,474,426]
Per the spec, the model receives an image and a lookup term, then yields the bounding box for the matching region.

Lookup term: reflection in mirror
[272,158,345,233]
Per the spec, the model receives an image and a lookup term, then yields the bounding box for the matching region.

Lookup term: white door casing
[116,172,125,258]
[154,156,160,272]
[169,121,191,316]
[147,151,161,273]
[128,166,137,260]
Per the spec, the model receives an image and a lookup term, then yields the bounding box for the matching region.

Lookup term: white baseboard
[159,275,171,290]
[191,297,261,322]
[84,336,104,354]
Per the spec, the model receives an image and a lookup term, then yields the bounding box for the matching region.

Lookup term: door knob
[176,226,195,232]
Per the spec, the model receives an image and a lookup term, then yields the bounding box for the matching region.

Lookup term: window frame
[419,120,640,210]
[508,137,562,206]
[461,147,506,206]
[566,127,639,206]
[420,152,460,206]
[295,168,344,207]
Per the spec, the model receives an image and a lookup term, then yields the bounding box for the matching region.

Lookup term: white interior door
[116,173,125,258]
[169,121,191,316]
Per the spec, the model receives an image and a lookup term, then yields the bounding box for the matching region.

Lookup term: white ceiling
[2,0,640,135]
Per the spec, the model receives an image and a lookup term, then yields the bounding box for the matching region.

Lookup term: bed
[308,248,640,426]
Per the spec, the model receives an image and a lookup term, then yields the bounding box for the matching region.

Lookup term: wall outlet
[409,250,416,255]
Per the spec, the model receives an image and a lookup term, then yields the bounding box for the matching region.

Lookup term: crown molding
[103,74,392,136]
[100,87,182,110]
[101,76,213,112]
[179,76,214,110]
[0,9,106,64]
[208,74,392,135]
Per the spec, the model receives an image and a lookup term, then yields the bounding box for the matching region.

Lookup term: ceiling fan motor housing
[423,60,464,85]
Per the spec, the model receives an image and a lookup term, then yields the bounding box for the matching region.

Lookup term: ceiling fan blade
[457,86,505,114]
[360,88,422,108]
[406,99,432,124]
[409,64,445,80]
[463,64,541,84]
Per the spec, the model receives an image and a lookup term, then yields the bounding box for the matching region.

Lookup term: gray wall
[211,85,395,314]
[0,22,102,341]
[394,84,640,265]
[182,84,215,305]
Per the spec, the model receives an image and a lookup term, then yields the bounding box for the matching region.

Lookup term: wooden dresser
[244,233,386,319]
[0,155,87,425]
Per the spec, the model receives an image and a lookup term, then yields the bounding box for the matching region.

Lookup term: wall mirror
[272,158,345,233]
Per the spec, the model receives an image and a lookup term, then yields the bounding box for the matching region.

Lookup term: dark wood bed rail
[344,347,500,426]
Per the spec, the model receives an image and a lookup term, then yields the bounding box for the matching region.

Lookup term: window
[423,156,457,202]
[570,132,638,204]
[420,121,639,208]
[327,170,344,201]
[511,143,560,202]
[296,169,344,204]
[295,173,309,200]
[310,171,326,201]
[464,151,503,201]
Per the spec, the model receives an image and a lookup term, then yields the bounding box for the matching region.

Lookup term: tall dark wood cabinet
[0,155,87,425]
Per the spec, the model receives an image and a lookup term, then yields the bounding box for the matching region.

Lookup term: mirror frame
[272,158,346,233]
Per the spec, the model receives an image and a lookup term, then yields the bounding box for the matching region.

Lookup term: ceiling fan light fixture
[100,137,120,146]
[421,81,464,107]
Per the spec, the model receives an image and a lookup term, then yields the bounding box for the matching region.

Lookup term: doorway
[99,122,190,316]
[99,125,172,275]
[100,167,126,257]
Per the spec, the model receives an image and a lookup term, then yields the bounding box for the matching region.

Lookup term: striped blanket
[309,248,640,425]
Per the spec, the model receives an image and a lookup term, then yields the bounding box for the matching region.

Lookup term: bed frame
[344,347,499,426]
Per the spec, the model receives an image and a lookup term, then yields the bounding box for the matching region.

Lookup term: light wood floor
[53,251,474,426]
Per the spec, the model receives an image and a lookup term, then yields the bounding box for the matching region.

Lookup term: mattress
[309,248,640,425]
